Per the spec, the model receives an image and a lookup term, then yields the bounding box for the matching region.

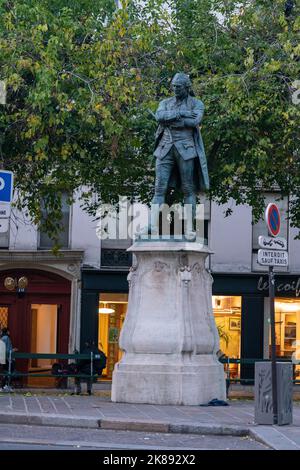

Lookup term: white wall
[9,207,38,250]
[289,226,300,274]
[71,191,101,268]
[210,200,252,273]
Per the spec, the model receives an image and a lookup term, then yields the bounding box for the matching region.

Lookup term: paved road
[0,424,269,450]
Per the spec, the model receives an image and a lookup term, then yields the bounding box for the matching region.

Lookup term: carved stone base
[111,241,226,405]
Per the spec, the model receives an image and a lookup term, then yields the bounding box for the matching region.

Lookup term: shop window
[213,296,242,378]
[268,298,300,378]
[98,293,128,379]
[39,193,71,249]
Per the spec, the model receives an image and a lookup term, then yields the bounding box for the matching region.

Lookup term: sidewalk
[0,390,300,450]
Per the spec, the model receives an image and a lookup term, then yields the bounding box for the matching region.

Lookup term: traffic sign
[265,203,280,237]
[258,249,288,267]
[261,201,287,425]
[258,235,287,251]
[0,170,13,203]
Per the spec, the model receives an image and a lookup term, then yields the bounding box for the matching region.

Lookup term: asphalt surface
[0,424,269,450]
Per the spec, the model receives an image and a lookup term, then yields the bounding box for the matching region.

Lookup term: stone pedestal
[111,241,226,405]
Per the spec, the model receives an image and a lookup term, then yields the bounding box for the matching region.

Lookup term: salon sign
[257,276,300,297]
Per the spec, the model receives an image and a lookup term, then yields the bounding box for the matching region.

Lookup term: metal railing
[219,357,300,386]
[0,351,103,388]
[0,353,299,389]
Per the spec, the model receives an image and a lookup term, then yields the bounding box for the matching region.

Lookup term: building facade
[80,194,300,381]
[1,192,300,384]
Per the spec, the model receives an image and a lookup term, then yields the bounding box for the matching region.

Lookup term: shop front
[0,269,71,386]
[0,250,83,387]
[81,269,300,381]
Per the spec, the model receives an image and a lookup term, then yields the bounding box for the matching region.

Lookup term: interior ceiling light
[98,302,115,314]
[275,302,300,313]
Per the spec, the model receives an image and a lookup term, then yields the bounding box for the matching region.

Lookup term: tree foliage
[0,0,299,240]
[175,0,300,226]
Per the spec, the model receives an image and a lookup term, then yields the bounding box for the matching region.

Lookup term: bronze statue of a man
[148,72,209,239]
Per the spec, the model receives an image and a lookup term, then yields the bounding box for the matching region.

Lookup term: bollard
[255,361,293,425]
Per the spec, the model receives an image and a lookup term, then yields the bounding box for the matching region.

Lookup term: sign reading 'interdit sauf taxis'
[258,249,289,267]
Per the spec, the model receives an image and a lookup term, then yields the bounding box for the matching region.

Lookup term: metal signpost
[257,203,289,425]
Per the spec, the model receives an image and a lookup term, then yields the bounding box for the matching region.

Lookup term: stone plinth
[111,241,226,405]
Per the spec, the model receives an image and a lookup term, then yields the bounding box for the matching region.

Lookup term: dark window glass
[39,194,70,249]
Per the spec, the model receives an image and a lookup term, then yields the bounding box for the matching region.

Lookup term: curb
[4,412,298,449]
[0,413,98,429]
[169,423,249,436]
[0,412,250,436]
[249,428,300,451]
[99,418,249,436]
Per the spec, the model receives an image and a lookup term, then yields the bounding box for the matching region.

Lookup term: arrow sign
[265,203,280,237]
[0,170,13,204]
[258,249,289,267]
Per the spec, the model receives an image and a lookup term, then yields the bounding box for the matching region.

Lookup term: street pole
[269,266,278,424]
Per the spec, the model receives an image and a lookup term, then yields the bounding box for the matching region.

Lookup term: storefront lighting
[99,302,115,314]
[275,302,300,313]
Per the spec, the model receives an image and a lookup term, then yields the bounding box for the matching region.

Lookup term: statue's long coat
[154,94,209,192]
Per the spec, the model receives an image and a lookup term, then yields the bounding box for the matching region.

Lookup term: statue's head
[171,73,192,99]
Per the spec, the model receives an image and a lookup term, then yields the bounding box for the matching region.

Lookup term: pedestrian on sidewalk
[1,327,18,392]
[74,341,106,396]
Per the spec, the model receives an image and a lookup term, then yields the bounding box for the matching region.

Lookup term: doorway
[30,304,58,370]
[0,269,71,387]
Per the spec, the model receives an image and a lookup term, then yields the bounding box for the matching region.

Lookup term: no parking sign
[265,203,281,237]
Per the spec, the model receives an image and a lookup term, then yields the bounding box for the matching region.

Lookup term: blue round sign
[0,170,13,203]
